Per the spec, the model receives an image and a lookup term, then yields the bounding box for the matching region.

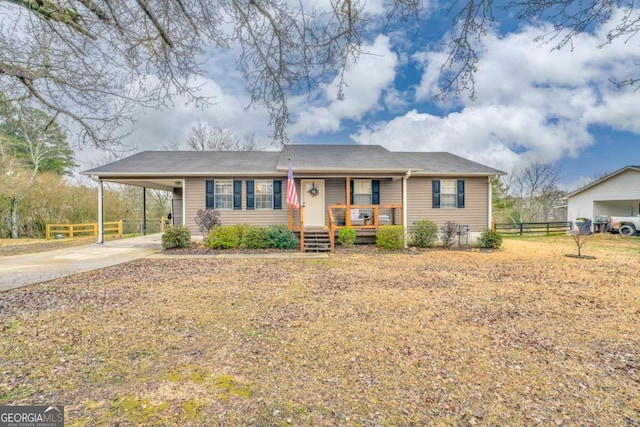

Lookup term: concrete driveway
[0,234,162,292]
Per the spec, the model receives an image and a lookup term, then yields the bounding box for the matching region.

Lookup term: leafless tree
[501,162,564,223]
[182,122,259,151]
[1,0,638,149]
[569,225,591,258]
[0,104,57,237]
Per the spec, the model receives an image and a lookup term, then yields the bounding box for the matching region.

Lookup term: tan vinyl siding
[325,178,347,205]
[407,176,489,232]
[185,178,289,236]
[380,179,402,204]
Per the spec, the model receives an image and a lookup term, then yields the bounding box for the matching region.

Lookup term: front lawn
[1,236,638,425]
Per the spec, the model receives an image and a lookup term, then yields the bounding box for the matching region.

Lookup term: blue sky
[80,2,640,192]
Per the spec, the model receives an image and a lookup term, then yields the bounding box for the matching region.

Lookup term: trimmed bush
[411,219,439,248]
[337,227,356,247]
[194,209,221,236]
[161,226,191,250]
[205,225,240,249]
[266,224,298,250]
[241,226,271,249]
[376,225,404,250]
[440,221,458,249]
[477,229,503,249]
[233,223,253,245]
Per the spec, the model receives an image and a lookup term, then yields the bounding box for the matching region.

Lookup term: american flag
[287,161,299,208]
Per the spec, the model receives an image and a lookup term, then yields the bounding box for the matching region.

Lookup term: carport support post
[97,179,104,244]
[142,187,147,236]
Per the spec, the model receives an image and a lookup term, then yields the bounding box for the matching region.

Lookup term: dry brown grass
[1,235,639,426]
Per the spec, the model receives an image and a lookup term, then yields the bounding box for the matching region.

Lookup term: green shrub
[241,226,270,249]
[337,227,356,247]
[266,225,298,250]
[205,226,240,249]
[411,219,439,248]
[161,226,191,250]
[440,221,458,249]
[477,229,503,249]
[233,223,253,245]
[376,225,404,250]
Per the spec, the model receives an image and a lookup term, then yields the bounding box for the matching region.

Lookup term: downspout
[488,176,493,230]
[403,170,412,248]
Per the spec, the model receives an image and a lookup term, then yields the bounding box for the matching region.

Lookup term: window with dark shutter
[273,180,282,210]
[432,180,440,208]
[206,180,215,209]
[372,180,380,205]
[456,180,465,208]
[246,180,255,210]
[233,180,242,210]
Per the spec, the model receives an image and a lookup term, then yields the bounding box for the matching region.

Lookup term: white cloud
[356,11,640,174]
[289,35,398,136]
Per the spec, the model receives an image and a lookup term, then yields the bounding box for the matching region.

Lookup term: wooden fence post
[118,220,123,236]
[69,225,74,238]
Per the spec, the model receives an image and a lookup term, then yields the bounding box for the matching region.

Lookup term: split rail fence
[493,221,572,235]
[45,221,123,239]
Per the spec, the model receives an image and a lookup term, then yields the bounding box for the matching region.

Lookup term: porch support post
[345,176,351,228]
[142,187,147,235]
[97,179,104,244]
[182,179,186,226]
[402,171,411,248]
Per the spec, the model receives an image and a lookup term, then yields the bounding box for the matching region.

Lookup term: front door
[301,179,325,227]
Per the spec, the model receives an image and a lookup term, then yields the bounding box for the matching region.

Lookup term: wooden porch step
[302,229,331,253]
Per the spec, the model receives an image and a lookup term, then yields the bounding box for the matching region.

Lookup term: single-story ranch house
[566,165,640,231]
[83,144,505,250]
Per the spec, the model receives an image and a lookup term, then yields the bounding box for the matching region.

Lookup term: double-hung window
[214,180,233,210]
[255,180,274,210]
[350,179,380,205]
[353,180,372,205]
[432,179,465,208]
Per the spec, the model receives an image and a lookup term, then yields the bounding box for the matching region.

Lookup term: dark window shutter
[206,180,215,209]
[457,179,465,208]
[273,180,282,210]
[350,180,354,205]
[233,180,242,210]
[372,180,380,205]
[246,180,255,210]
[432,180,440,208]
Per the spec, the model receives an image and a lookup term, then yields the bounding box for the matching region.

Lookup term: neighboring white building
[566,166,640,229]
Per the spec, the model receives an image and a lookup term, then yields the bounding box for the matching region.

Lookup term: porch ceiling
[100,178,178,191]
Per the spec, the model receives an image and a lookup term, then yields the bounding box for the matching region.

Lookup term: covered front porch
[287,175,409,252]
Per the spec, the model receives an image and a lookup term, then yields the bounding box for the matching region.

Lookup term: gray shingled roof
[82,145,504,177]
[83,151,281,176]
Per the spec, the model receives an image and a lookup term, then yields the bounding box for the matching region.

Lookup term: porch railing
[289,204,403,252]
[327,204,403,252]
